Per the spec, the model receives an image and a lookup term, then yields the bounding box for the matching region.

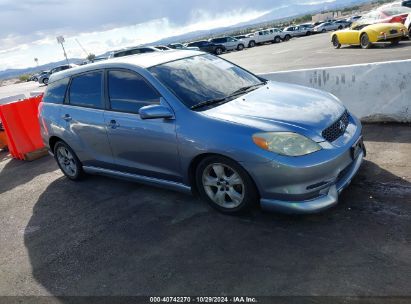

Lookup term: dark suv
[186,41,226,55]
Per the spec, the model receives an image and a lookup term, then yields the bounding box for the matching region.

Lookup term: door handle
[107,119,120,129]
[62,114,72,121]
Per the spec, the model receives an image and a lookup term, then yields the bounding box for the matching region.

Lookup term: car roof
[49,50,204,83]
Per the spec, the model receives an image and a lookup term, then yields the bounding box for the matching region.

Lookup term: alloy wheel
[56,146,78,177]
[202,163,245,209]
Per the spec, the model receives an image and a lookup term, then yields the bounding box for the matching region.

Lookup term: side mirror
[139,104,174,120]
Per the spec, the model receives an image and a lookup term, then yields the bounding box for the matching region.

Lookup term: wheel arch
[187,153,260,197]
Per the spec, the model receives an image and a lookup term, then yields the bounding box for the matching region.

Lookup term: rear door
[103,69,181,182]
[61,70,114,168]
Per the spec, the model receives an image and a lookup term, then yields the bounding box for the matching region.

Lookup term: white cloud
[0,8,269,70]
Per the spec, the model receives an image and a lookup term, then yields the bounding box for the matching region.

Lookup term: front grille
[322,110,349,142]
[390,29,398,34]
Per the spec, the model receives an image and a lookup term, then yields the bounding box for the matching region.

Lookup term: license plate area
[351,136,365,160]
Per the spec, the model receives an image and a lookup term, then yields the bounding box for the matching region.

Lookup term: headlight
[252,132,322,156]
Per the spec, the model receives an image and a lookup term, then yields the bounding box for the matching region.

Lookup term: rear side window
[69,71,103,108]
[108,70,161,114]
[42,78,69,104]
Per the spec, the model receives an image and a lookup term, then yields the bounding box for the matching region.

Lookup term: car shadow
[362,123,411,143]
[24,158,411,296]
[0,155,57,193]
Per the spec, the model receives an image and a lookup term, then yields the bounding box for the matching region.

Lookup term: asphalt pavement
[221,32,411,73]
[0,124,410,297]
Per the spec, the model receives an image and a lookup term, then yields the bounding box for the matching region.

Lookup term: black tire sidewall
[361,34,370,49]
[54,141,84,181]
[195,156,258,214]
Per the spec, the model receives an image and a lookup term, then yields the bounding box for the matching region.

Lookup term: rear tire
[306,31,311,36]
[54,141,84,181]
[360,33,372,49]
[215,47,223,55]
[237,44,244,51]
[332,35,341,49]
[195,156,258,214]
[390,38,400,46]
[248,41,255,47]
[274,36,281,43]
[43,78,49,85]
[322,29,326,33]
[284,34,291,41]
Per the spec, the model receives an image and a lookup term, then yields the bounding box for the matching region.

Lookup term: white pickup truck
[245,28,286,47]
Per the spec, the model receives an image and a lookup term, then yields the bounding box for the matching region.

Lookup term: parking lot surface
[222,33,411,73]
[0,124,410,296]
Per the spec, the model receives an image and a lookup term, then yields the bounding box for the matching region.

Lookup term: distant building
[312,11,342,22]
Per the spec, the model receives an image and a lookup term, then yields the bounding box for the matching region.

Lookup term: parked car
[246,29,279,46]
[358,6,411,25]
[28,71,44,82]
[108,46,161,58]
[167,43,199,50]
[209,36,245,51]
[403,0,411,7]
[38,65,76,85]
[313,22,340,33]
[39,50,365,214]
[331,22,409,49]
[405,13,411,31]
[282,25,312,38]
[186,40,226,55]
[267,28,288,42]
[333,20,351,29]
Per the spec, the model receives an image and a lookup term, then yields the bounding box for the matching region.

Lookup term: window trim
[104,68,163,114]
[67,69,105,110]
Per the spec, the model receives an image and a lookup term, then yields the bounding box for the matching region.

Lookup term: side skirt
[83,166,192,195]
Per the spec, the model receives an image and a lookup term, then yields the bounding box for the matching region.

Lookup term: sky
[0,0,337,71]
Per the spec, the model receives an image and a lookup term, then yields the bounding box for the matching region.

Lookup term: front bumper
[260,149,364,214]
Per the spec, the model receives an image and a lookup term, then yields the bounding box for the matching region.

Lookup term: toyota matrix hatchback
[39,50,365,214]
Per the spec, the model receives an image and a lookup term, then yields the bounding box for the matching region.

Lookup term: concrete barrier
[260,59,411,123]
[0,94,26,105]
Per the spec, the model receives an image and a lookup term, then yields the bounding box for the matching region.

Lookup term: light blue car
[39,51,365,214]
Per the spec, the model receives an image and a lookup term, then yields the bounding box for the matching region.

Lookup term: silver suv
[208,36,245,51]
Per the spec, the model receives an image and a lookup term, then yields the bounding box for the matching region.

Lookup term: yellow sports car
[331,23,409,49]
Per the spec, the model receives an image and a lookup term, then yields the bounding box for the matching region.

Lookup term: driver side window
[107,70,161,114]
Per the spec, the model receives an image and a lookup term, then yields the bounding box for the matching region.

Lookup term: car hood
[201,81,346,142]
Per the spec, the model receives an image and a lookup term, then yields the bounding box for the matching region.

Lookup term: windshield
[149,54,262,109]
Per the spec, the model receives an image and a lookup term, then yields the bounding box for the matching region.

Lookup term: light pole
[56,36,69,64]
[34,58,38,67]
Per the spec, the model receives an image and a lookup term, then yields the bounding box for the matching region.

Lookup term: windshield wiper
[190,81,267,110]
[190,97,229,110]
[229,81,267,96]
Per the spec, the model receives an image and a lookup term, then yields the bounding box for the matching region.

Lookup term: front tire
[360,33,372,49]
[43,78,49,85]
[274,36,281,43]
[237,44,244,51]
[215,47,223,55]
[54,141,84,181]
[332,35,341,49]
[196,156,258,214]
[284,34,291,41]
[248,41,255,47]
[390,38,400,46]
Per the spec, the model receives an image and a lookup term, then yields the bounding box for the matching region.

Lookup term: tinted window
[108,70,160,113]
[149,54,262,109]
[43,78,69,104]
[69,71,103,108]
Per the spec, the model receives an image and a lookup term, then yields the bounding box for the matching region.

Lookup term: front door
[103,69,182,182]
